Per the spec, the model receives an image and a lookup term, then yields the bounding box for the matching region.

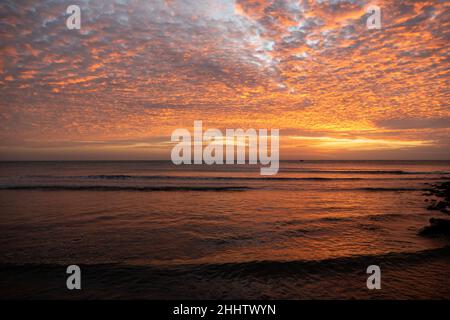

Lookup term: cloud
[0,0,448,159]
[376,117,450,130]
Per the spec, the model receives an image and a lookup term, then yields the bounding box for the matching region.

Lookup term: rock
[419,218,450,236]
[427,201,449,211]
[424,181,450,214]
[420,181,450,236]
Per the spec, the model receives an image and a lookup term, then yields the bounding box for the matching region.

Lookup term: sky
[0,0,449,160]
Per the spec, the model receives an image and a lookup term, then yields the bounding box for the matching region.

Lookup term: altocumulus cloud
[0,0,449,160]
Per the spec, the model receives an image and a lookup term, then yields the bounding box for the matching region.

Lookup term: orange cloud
[0,0,448,160]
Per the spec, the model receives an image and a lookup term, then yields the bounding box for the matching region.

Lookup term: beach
[1,160,449,299]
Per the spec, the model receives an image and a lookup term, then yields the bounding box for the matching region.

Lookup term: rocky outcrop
[419,181,450,236]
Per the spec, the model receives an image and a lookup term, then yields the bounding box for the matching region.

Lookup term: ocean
[1,160,449,299]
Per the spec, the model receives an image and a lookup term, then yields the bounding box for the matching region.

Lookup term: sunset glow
[0,0,449,160]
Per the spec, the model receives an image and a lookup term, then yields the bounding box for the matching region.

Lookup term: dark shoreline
[1,246,449,300]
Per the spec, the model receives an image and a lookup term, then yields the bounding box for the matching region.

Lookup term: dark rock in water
[420,181,450,236]
[427,201,448,211]
[424,181,450,214]
[419,218,450,236]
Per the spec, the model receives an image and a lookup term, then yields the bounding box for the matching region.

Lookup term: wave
[280,170,450,175]
[0,184,429,193]
[13,174,450,181]
[181,246,450,276]
[2,246,449,299]
[0,185,251,192]
[367,213,406,221]
[351,187,426,192]
[0,183,430,193]
[2,246,448,278]
[19,175,366,181]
